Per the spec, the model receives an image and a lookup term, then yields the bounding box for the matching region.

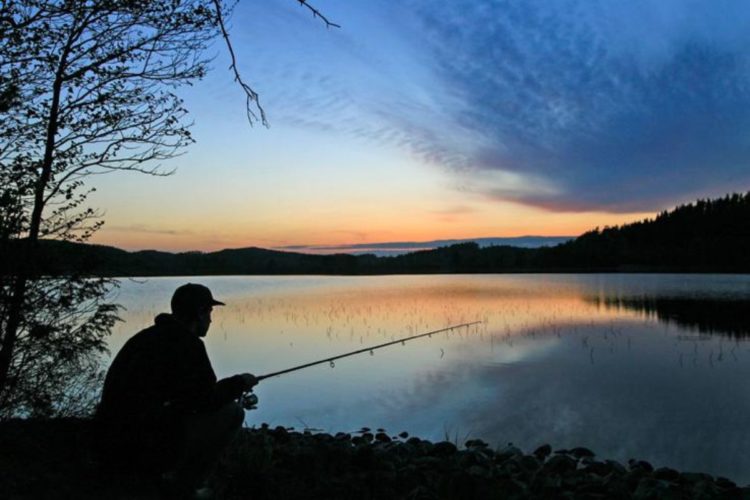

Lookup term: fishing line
[240,321,483,409]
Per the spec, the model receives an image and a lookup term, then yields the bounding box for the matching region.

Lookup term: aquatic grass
[103,275,750,489]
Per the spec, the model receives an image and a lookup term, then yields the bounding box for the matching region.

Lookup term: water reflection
[108,274,750,484]
[593,296,750,338]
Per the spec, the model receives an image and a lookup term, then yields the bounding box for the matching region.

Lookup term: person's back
[98,313,220,470]
[96,284,257,495]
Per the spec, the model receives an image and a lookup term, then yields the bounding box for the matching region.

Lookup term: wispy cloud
[276,236,572,256]
[429,205,477,216]
[106,224,189,236]
[255,0,750,213]
[412,0,750,212]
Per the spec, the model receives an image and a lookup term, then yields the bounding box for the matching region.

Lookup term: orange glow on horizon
[90,208,654,253]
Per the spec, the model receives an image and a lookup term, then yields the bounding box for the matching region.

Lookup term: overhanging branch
[211,0,341,126]
[297,0,341,29]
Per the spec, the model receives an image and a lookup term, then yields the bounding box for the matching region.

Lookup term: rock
[690,479,722,498]
[497,458,522,476]
[533,444,552,461]
[536,474,563,491]
[375,432,391,443]
[351,445,375,468]
[574,481,608,496]
[5,419,745,500]
[495,444,523,463]
[582,460,613,477]
[350,436,368,446]
[270,426,291,443]
[561,473,584,489]
[653,467,680,482]
[626,466,649,489]
[628,459,654,472]
[517,455,540,473]
[414,456,441,467]
[602,471,628,492]
[417,441,435,454]
[465,439,488,448]
[716,476,737,489]
[570,447,595,459]
[633,476,662,498]
[388,441,414,459]
[681,472,713,483]
[431,441,457,457]
[467,465,489,478]
[458,448,493,469]
[543,454,577,475]
[605,460,627,475]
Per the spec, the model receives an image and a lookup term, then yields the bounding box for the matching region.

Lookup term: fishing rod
[239,320,483,409]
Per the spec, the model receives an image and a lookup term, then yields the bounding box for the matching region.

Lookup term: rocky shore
[1,419,748,499]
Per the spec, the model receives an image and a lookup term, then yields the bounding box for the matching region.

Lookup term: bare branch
[209,0,341,127]
[0,0,342,417]
[297,0,341,29]
[211,0,267,127]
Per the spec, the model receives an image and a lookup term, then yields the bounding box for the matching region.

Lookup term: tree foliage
[0,0,341,417]
[0,0,234,417]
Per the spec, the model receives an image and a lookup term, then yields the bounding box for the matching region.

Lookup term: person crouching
[96,283,257,497]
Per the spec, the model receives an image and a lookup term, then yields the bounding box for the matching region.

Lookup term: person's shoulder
[152,314,205,352]
[121,314,174,347]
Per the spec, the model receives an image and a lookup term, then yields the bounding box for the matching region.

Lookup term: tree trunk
[0,58,66,399]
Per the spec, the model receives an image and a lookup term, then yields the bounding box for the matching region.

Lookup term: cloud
[275,236,572,256]
[106,224,188,236]
[255,0,750,213]
[405,0,750,212]
[429,205,477,216]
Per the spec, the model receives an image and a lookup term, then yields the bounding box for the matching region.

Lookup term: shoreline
[1,418,747,499]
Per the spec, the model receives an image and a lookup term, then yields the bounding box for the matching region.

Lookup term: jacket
[97,313,245,424]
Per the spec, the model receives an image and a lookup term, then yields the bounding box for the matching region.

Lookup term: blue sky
[90,0,750,251]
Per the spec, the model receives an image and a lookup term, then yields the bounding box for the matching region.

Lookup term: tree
[0,0,337,417]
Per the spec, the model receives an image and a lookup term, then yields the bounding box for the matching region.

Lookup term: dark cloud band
[410,0,750,212]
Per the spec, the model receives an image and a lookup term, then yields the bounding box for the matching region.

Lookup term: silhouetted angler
[96,283,257,497]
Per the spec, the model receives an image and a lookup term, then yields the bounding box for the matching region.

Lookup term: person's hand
[239,373,258,391]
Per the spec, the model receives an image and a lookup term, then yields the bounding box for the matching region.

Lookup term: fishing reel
[240,391,259,411]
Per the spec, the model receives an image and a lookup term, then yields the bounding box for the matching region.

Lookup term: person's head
[171,283,225,337]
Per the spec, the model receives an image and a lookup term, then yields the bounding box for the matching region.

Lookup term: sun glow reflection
[108,275,632,379]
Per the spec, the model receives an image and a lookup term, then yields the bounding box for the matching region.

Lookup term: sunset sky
[89,0,750,252]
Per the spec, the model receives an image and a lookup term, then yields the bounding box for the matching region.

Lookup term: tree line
[10,191,750,277]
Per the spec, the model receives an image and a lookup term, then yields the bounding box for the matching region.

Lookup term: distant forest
[6,192,750,276]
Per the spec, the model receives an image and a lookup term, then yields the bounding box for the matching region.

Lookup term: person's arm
[166,340,257,413]
[214,373,257,403]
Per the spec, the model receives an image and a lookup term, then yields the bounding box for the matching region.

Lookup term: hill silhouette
[3,192,750,276]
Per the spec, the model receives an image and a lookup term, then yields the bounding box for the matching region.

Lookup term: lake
[107,274,750,483]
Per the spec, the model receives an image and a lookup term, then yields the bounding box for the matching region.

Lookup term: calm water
[107,274,750,483]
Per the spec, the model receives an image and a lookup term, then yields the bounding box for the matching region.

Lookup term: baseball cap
[171,283,225,316]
